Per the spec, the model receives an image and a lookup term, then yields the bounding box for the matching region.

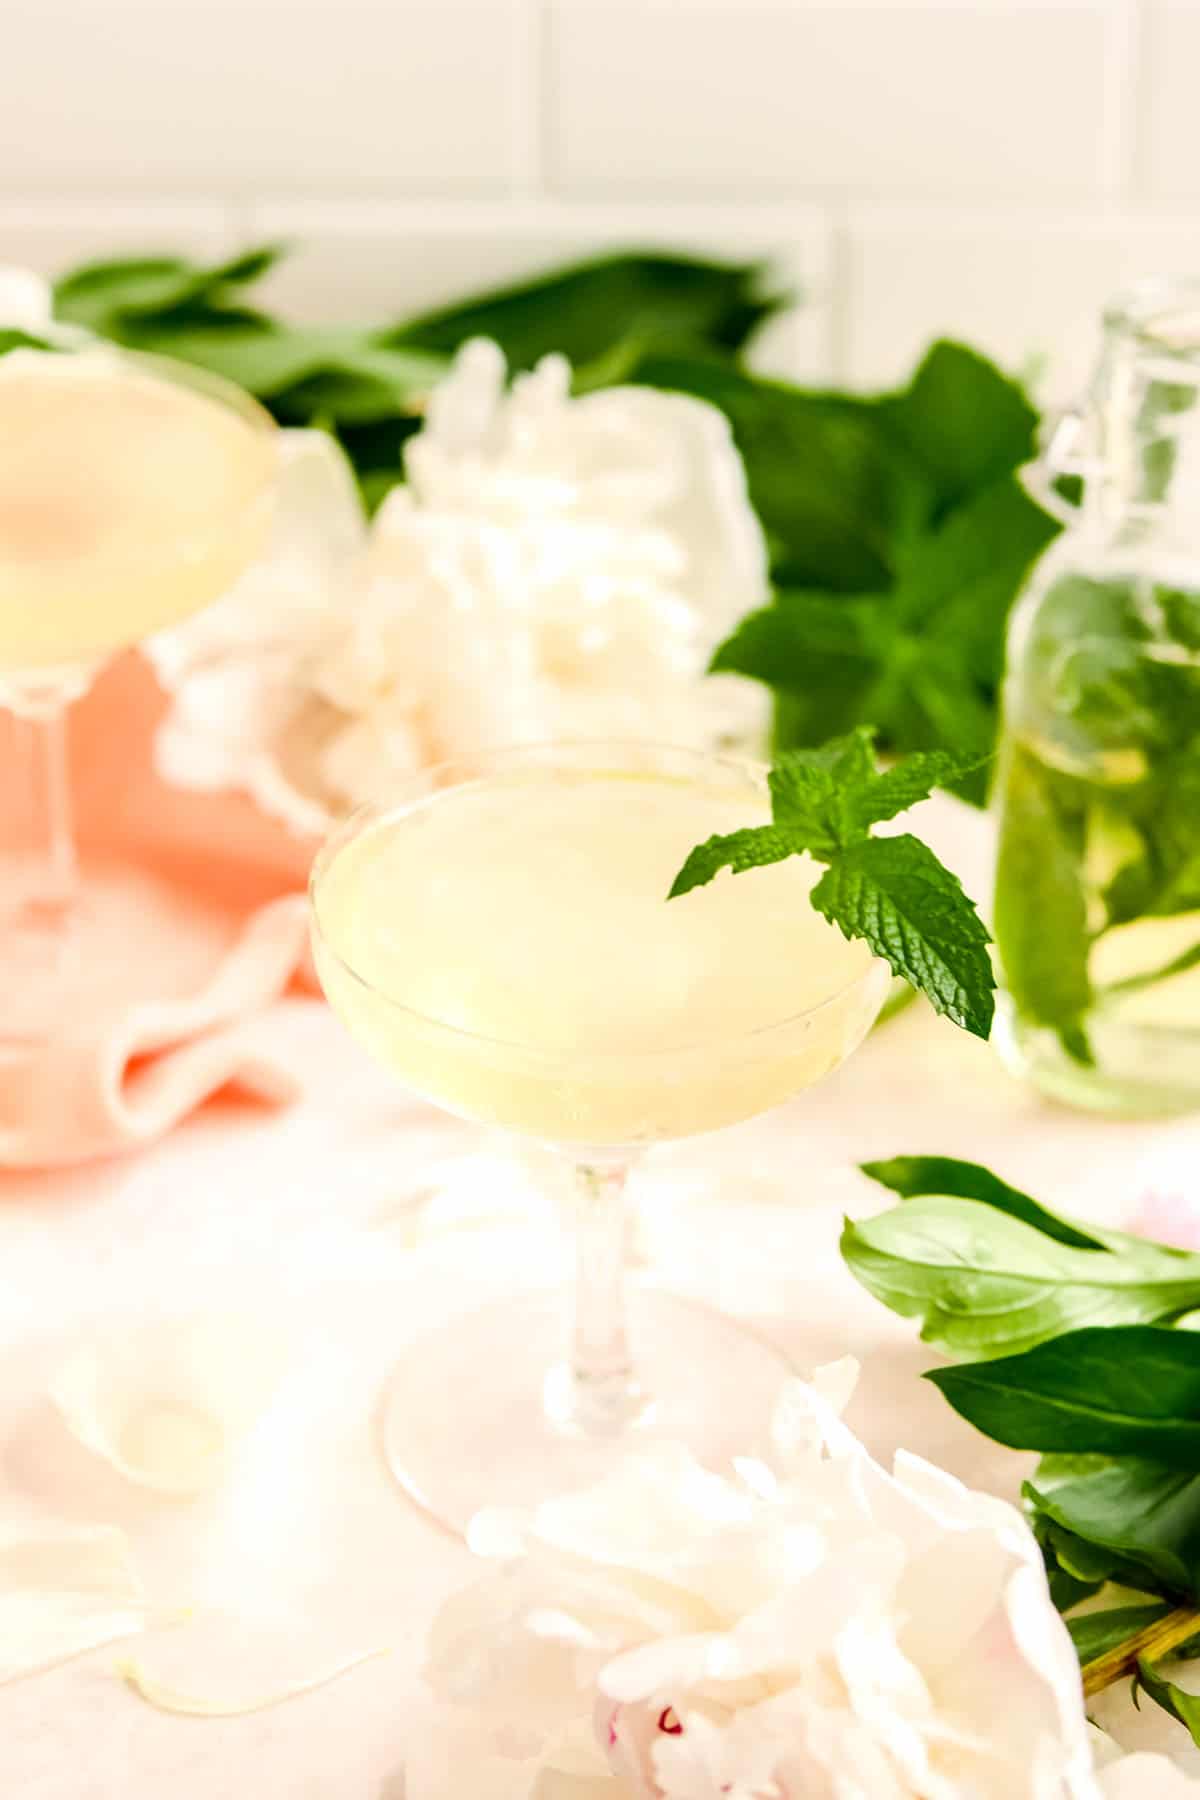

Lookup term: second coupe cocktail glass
[0,346,276,1040]
[311,743,890,1532]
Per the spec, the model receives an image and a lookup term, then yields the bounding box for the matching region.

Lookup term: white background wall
[1,0,1198,393]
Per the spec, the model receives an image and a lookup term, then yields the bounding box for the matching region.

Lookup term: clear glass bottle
[993,280,1200,1115]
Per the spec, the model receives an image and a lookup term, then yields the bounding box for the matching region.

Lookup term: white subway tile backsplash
[0,0,1186,431]
[0,1,523,200]
[1139,3,1200,202]
[243,201,834,381]
[839,210,1200,395]
[548,1,1118,203]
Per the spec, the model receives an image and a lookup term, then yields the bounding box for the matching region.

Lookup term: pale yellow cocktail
[309,745,890,1534]
[0,345,275,1046]
[312,763,885,1145]
[0,349,273,675]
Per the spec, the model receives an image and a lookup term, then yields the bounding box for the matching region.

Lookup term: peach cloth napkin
[0,654,315,1168]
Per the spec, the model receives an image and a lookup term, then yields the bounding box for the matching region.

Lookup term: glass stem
[18,703,78,921]
[569,1158,643,1434]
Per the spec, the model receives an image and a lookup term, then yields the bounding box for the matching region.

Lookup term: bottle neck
[1084,289,1200,542]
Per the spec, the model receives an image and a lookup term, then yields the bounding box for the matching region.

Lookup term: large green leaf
[842,1198,1200,1360]
[384,252,784,371]
[1136,1657,1200,1748]
[1068,1602,1173,1664]
[711,591,887,679]
[631,355,925,591]
[113,318,442,419]
[713,591,889,751]
[811,834,994,1037]
[892,477,1059,681]
[691,342,1048,794]
[859,1154,1110,1252]
[1028,1455,1200,1601]
[55,246,284,334]
[930,1326,1200,1466]
[879,339,1040,514]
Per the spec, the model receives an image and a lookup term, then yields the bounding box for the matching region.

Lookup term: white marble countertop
[3,991,1199,1799]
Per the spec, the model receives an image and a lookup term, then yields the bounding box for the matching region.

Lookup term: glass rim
[1104,276,1200,369]
[0,341,278,582]
[308,739,886,1065]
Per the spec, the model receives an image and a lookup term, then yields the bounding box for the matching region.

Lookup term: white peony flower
[0,263,91,346]
[149,338,769,831]
[422,1364,1199,1800]
[146,427,370,833]
[0,265,55,336]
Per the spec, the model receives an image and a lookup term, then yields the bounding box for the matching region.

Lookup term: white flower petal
[428,1362,1129,1800]
[0,1523,146,1683]
[50,1312,292,1496]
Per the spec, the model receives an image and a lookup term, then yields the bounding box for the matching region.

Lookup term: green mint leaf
[841,1197,1200,1360]
[892,478,1059,681]
[630,354,929,590]
[1136,1656,1200,1747]
[712,591,889,752]
[385,253,784,371]
[879,340,1039,513]
[993,739,1093,1058]
[667,827,801,899]
[928,1326,1200,1466]
[859,1154,1110,1251]
[810,833,994,1037]
[711,591,886,681]
[788,724,878,785]
[694,349,1051,805]
[1028,1456,1200,1601]
[841,749,989,834]
[1068,1603,1172,1665]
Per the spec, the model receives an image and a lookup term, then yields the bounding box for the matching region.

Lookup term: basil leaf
[1069,1602,1172,1664]
[842,1199,1200,1360]
[929,1326,1200,1467]
[859,1154,1110,1252]
[1027,1456,1200,1601]
[1136,1657,1200,1748]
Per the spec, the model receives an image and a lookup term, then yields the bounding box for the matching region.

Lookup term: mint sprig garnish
[668,727,995,1039]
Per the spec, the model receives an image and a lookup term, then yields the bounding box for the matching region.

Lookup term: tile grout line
[1101,0,1146,212]
[510,0,549,200]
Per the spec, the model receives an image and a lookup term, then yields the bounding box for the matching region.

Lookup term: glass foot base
[379,1286,793,1536]
[996,994,1200,1119]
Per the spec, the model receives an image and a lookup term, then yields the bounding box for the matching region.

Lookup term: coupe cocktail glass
[310,743,890,1532]
[0,346,276,1039]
